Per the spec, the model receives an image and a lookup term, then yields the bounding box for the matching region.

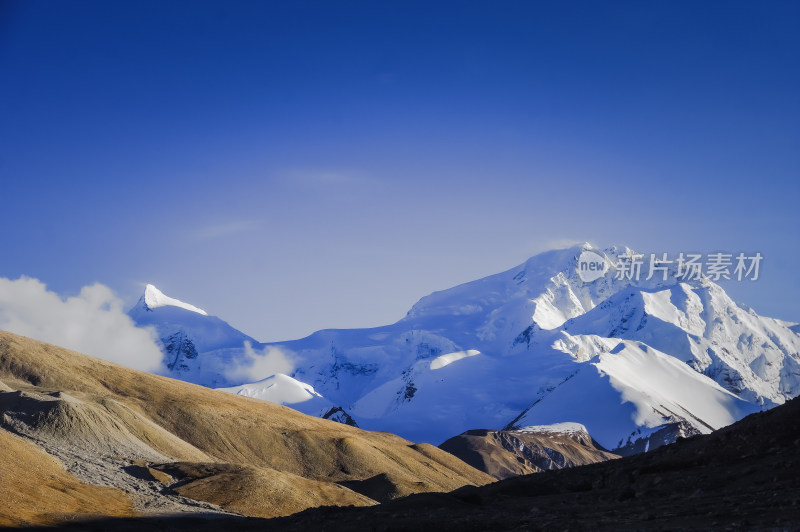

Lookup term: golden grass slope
[0,331,493,524]
[0,429,134,527]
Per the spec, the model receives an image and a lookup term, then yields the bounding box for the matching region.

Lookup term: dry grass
[0,429,134,526]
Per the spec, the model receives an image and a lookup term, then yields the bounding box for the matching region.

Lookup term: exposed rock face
[322,406,359,427]
[163,331,199,372]
[613,420,701,457]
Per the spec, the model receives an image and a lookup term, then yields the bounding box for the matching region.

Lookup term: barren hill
[439,423,619,479]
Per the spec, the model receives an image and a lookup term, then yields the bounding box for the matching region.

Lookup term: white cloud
[224,341,295,383]
[0,277,164,372]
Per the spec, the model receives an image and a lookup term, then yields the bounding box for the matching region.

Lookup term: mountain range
[129,244,800,452]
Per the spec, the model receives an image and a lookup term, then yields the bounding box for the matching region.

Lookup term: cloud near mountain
[224,341,296,383]
[0,277,163,372]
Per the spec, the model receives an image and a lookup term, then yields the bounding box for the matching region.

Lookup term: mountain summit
[129,284,254,382]
[139,284,208,315]
[129,245,800,451]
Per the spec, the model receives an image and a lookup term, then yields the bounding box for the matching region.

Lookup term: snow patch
[430,349,481,370]
[515,422,588,435]
[218,373,323,405]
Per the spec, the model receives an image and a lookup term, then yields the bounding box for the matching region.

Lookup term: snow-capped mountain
[129,245,800,451]
[129,284,255,385]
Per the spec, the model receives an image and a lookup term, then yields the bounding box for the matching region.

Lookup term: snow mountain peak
[129,285,255,385]
[141,284,208,316]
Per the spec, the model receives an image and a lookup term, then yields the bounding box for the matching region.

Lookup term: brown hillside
[0,330,493,525]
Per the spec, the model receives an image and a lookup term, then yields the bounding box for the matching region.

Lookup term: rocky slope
[439,423,619,479]
[0,427,133,527]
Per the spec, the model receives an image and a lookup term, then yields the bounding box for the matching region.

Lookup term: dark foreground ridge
[28,396,800,531]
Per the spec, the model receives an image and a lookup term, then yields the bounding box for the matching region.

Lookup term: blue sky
[1,1,798,341]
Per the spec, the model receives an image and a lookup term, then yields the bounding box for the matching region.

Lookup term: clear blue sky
[1,1,798,341]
